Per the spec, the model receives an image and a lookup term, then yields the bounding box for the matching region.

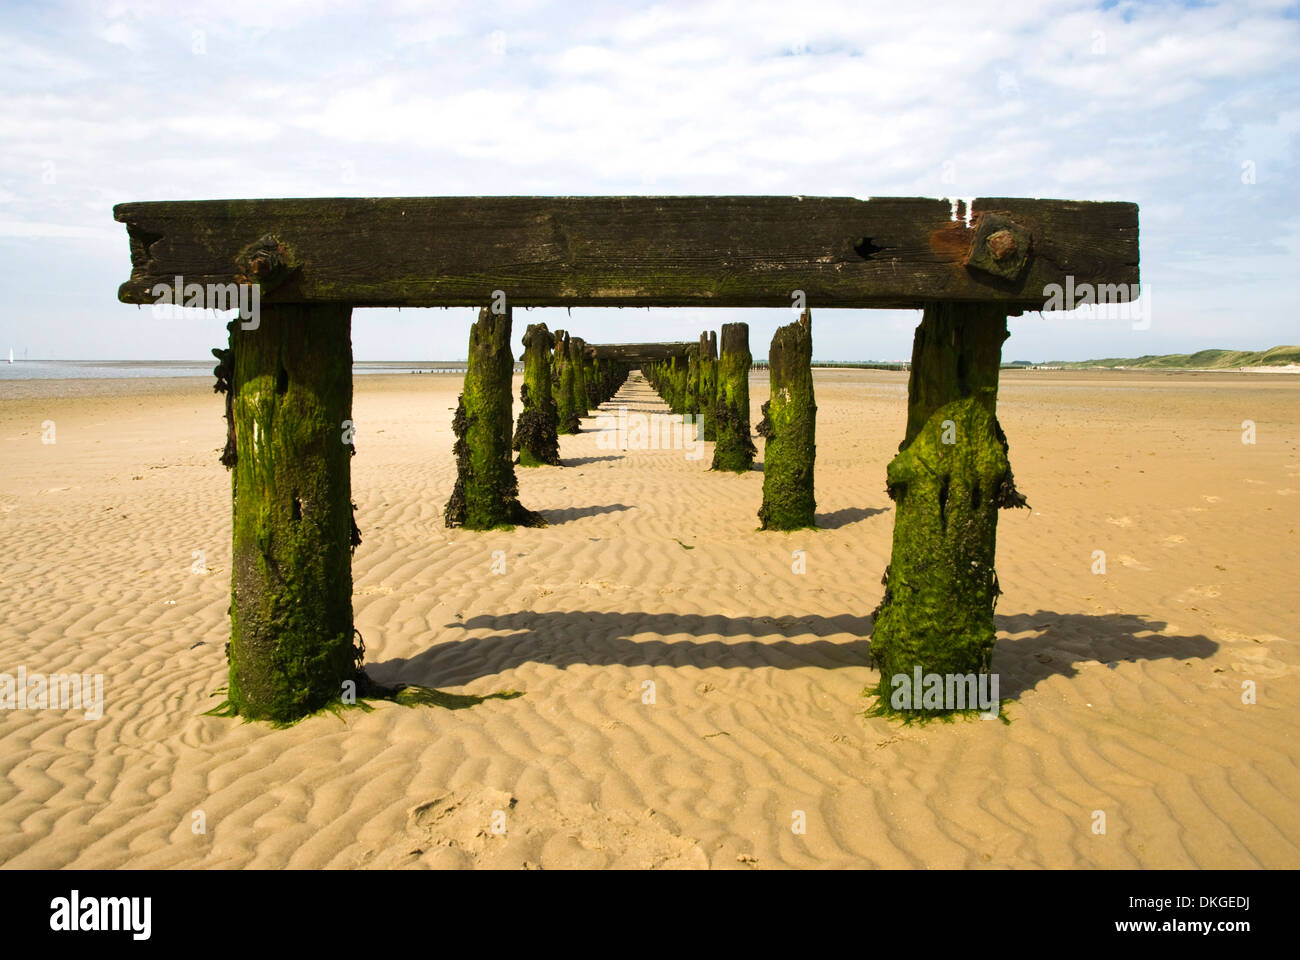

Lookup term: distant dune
[1048,345,1300,370]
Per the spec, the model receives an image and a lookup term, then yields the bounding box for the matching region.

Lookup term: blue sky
[1,0,1296,362]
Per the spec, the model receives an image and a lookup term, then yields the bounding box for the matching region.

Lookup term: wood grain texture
[114,196,1138,309]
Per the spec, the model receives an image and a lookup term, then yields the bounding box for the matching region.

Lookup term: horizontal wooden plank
[114,196,1138,310]
[587,342,693,361]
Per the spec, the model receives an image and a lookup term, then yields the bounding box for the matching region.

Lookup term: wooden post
[699,331,718,441]
[227,303,359,722]
[597,358,622,403]
[686,343,700,419]
[759,309,816,530]
[569,335,589,421]
[513,321,560,467]
[711,322,756,472]
[445,305,544,529]
[869,302,1027,715]
[554,329,580,434]
[585,354,601,408]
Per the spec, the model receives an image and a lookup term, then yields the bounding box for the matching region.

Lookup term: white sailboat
[7,348,12,364]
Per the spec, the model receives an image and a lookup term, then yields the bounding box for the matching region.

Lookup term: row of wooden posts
[640,314,817,531]
[209,300,1024,723]
[444,302,822,536]
[441,308,633,530]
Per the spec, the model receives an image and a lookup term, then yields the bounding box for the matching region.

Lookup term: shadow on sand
[538,503,634,524]
[814,506,890,528]
[364,609,1217,707]
[558,455,625,466]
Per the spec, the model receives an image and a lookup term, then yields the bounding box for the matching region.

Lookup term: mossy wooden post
[869,302,1027,716]
[513,321,560,467]
[699,331,718,441]
[554,329,580,434]
[759,309,816,530]
[228,303,359,723]
[444,305,543,529]
[648,360,663,399]
[568,335,589,422]
[585,352,601,408]
[671,355,688,414]
[711,322,756,472]
[686,343,700,419]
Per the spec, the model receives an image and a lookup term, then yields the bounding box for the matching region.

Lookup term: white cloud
[0,220,118,239]
[0,0,1296,360]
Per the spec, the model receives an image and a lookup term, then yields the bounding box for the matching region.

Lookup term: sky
[1,0,1297,363]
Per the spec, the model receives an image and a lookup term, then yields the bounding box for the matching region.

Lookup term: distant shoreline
[5,348,1299,381]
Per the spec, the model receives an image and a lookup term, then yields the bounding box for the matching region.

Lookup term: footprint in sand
[1107,516,1134,527]
[1117,555,1150,570]
[1183,584,1221,599]
[1230,652,1288,679]
[1202,495,1221,503]
[1164,535,1186,546]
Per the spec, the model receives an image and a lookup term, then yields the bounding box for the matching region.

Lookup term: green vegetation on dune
[1049,346,1300,369]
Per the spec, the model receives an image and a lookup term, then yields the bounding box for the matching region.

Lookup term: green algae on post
[711,322,756,472]
[553,329,581,434]
[671,353,688,415]
[569,336,590,421]
[686,343,700,417]
[227,303,360,723]
[699,330,718,441]
[868,302,1028,720]
[585,354,601,408]
[513,321,560,467]
[758,309,816,530]
[444,305,544,530]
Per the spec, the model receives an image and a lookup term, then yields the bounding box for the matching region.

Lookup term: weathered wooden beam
[113,197,1138,309]
[587,342,694,362]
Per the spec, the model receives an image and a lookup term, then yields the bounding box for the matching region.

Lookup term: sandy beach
[1,366,1296,869]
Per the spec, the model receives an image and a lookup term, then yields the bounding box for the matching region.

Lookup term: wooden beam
[587,342,694,362]
[113,196,1138,310]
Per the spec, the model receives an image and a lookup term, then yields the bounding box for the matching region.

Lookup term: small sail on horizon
[7,348,12,364]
